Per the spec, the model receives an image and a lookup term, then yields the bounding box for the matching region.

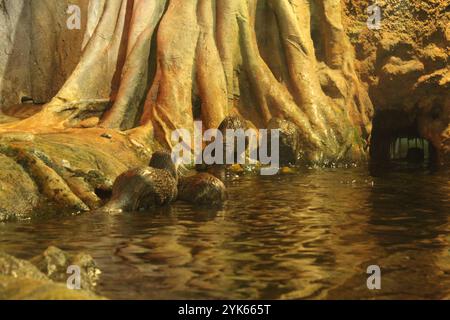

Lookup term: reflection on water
[1,167,449,299]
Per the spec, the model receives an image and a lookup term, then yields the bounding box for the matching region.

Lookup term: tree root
[0,0,374,165]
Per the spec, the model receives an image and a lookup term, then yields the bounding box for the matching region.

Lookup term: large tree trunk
[0,0,376,218]
[0,0,373,163]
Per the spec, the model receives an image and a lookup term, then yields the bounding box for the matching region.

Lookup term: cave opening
[369,110,437,173]
[389,137,430,163]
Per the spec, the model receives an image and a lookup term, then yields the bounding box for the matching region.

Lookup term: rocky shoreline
[0,247,103,300]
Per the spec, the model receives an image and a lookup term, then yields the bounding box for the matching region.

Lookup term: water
[1,167,449,299]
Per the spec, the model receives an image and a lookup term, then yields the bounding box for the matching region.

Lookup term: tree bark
[0,0,373,164]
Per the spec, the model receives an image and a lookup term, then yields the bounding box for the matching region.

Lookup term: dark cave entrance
[369,110,437,173]
[389,137,430,163]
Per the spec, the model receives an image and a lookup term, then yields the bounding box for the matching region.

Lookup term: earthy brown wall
[342,0,449,161]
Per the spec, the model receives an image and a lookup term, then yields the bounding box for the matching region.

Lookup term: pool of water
[1,166,449,299]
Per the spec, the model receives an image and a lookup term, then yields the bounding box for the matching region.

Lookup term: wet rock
[0,251,103,300]
[267,117,301,166]
[178,173,227,206]
[229,164,244,174]
[0,129,145,219]
[0,153,40,221]
[279,167,297,175]
[30,246,101,292]
[0,252,48,281]
[0,276,103,300]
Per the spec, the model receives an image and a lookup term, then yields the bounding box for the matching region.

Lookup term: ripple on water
[0,167,449,299]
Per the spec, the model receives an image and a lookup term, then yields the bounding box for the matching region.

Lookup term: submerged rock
[0,252,48,281]
[178,173,227,206]
[30,246,101,292]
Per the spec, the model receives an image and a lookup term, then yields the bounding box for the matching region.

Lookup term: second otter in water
[267,117,301,166]
[102,151,178,212]
[178,173,227,206]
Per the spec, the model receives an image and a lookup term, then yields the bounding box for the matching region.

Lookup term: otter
[197,115,250,175]
[267,117,301,167]
[178,173,227,206]
[218,115,250,164]
[102,151,178,212]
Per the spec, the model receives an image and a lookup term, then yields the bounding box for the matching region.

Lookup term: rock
[78,117,100,128]
[0,132,35,143]
[0,250,104,300]
[30,246,101,292]
[343,0,449,165]
[0,275,103,300]
[280,167,296,175]
[101,133,113,139]
[0,129,145,219]
[229,164,244,174]
[0,153,40,221]
[178,173,227,206]
[381,57,424,78]
[61,159,72,169]
[267,117,301,166]
[0,252,48,281]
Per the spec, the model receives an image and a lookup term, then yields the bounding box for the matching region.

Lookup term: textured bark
[0,0,87,108]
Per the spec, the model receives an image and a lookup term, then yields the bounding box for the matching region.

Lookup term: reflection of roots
[0,0,373,164]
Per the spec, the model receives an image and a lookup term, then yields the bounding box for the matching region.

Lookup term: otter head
[149,151,177,180]
[218,115,249,164]
[218,115,247,133]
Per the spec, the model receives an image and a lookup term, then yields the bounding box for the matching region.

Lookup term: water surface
[1,167,449,299]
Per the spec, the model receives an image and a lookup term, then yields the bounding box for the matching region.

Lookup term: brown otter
[178,173,227,206]
[218,115,250,164]
[197,115,250,175]
[267,117,301,166]
[102,151,178,212]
